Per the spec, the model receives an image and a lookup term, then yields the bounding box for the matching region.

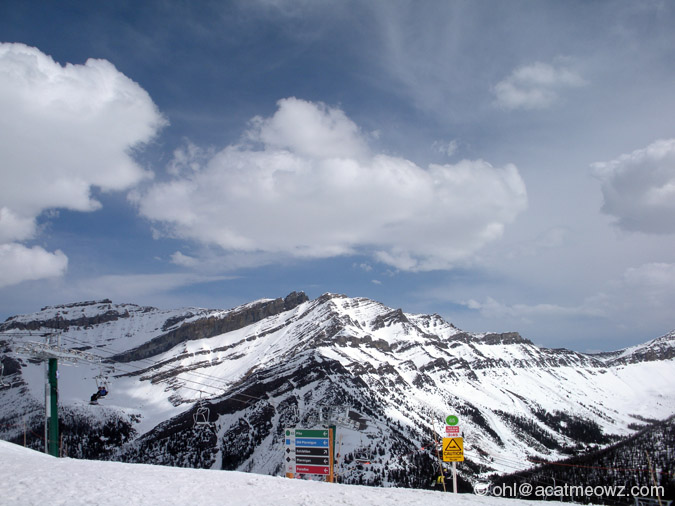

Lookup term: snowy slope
[1,292,674,488]
[0,439,549,506]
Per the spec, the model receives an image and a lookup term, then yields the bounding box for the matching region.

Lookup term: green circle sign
[445,415,459,426]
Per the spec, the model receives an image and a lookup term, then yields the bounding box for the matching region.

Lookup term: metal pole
[328,427,335,483]
[44,363,48,454]
[431,418,447,492]
[452,461,457,493]
[47,358,59,457]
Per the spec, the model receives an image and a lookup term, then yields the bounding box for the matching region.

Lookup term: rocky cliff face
[0,292,673,490]
[111,292,309,362]
[2,300,133,331]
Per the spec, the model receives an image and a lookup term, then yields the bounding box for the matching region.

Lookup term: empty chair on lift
[193,393,211,427]
[354,447,374,465]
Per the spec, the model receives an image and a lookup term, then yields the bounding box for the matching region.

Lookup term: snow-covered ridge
[590,329,675,365]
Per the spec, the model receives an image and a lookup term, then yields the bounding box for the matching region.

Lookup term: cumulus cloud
[0,43,165,286]
[136,97,527,271]
[493,60,585,110]
[248,97,369,160]
[592,139,675,233]
[0,244,68,288]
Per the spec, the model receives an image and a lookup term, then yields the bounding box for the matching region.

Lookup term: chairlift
[353,433,374,464]
[354,447,374,465]
[90,366,111,403]
[0,361,10,389]
[94,364,115,390]
[193,393,211,427]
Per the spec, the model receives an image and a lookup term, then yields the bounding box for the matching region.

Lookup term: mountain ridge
[1,291,673,490]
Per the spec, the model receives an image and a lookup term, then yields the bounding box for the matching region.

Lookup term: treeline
[490,416,675,504]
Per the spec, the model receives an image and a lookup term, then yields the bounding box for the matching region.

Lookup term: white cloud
[248,97,369,160]
[170,251,200,268]
[167,141,216,177]
[74,273,233,301]
[0,43,165,286]
[0,207,36,243]
[136,98,527,271]
[463,296,601,322]
[592,138,675,233]
[432,139,459,157]
[493,61,585,110]
[0,244,68,288]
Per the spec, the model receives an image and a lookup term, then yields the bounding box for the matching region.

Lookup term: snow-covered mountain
[1,292,673,489]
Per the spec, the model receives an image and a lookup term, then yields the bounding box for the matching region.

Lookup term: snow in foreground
[1,440,539,506]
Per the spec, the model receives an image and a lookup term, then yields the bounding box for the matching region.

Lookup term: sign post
[442,415,462,494]
[442,436,464,493]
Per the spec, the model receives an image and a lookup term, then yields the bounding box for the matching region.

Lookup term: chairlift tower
[15,335,102,457]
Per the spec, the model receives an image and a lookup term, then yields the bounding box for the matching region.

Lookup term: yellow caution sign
[442,437,464,462]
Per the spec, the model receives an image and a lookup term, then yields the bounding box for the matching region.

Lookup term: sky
[0,0,674,351]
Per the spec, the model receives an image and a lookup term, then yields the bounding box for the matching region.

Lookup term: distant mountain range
[1,292,673,490]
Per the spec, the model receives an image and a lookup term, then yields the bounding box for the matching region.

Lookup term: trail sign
[445,415,459,426]
[442,437,464,462]
[294,438,329,447]
[294,429,329,438]
[295,447,329,456]
[445,425,460,435]
[285,428,334,478]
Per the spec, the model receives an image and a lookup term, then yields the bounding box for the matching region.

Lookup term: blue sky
[1,0,674,351]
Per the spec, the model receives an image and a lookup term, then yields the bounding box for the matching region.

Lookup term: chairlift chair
[193,393,211,427]
[89,366,111,403]
[354,447,374,465]
[0,361,10,389]
[193,404,210,426]
[94,374,109,391]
